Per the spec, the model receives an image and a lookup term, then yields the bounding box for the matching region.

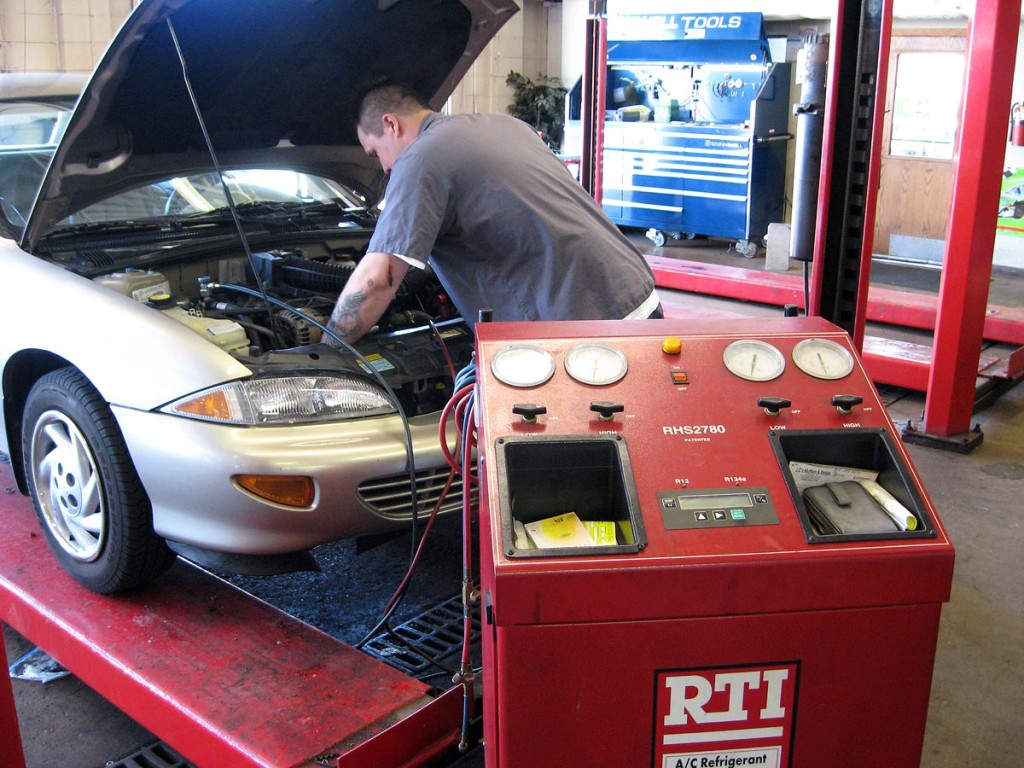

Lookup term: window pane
[889,52,963,159]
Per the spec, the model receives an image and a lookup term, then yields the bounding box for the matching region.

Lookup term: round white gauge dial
[490,344,556,388]
[792,338,855,380]
[564,343,629,386]
[722,339,786,382]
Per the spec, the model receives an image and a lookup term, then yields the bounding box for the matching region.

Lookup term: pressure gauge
[490,344,556,388]
[722,339,786,382]
[564,343,629,386]
[792,338,855,380]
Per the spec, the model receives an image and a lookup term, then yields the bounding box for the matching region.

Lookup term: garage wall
[0,0,558,120]
[0,0,137,72]
[449,0,562,115]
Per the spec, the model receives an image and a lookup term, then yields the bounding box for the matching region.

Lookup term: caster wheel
[646,229,667,248]
[736,240,758,258]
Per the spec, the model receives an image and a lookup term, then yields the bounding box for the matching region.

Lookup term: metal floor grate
[362,595,480,679]
[104,740,194,768]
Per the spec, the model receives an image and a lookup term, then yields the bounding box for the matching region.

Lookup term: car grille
[358,464,478,519]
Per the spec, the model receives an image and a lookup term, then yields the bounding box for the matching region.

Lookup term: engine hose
[276,255,356,292]
[457,367,478,753]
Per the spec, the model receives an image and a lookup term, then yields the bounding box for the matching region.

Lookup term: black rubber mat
[362,594,480,679]
[104,741,193,768]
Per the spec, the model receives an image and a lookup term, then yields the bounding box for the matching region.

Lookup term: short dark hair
[357,84,430,137]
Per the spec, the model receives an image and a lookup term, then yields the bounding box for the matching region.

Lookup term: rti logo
[663,669,789,725]
[653,663,799,768]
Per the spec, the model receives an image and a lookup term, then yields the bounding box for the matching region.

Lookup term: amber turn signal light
[234,475,316,507]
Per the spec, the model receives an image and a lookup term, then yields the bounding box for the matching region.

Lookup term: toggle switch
[512,403,547,424]
[590,401,625,421]
[758,396,792,417]
[832,394,864,414]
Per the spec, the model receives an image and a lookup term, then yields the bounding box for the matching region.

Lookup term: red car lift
[649,255,1024,394]
[916,0,1022,446]
[809,0,1021,451]
[587,0,1023,450]
[0,461,462,768]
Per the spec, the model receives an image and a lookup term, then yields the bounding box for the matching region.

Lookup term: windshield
[0,100,73,149]
[0,99,75,227]
[53,169,370,228]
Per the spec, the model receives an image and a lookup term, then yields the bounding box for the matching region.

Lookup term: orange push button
[662,336,682,355]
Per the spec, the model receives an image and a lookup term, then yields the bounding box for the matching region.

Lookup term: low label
[653,662,799,768]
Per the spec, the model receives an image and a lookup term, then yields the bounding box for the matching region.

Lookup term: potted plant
[506,71,568,150]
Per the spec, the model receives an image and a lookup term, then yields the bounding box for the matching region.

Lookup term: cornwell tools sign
[653,662,799,768]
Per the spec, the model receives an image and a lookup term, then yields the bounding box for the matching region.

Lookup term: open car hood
[20,0,518,249]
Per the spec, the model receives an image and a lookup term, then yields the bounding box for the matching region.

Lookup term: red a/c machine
[474,315,954,768]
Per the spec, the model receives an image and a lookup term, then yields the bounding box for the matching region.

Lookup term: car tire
[22,368,176,593]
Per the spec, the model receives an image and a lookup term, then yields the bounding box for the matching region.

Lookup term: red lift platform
[0,460,462,768]
[648,253,1024,393]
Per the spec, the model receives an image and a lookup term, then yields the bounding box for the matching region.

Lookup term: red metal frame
[923,0,1022,437]
[648,254,1024,345]
[849,0,893,350]
[0,644,26,768]
[806,1,845,318]
[0,461,460,768]
[633,0,1024,437]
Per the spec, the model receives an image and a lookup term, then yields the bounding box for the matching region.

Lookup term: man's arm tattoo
[328,287,369,341]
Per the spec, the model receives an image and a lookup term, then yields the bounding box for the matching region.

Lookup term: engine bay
[91,247,474,417]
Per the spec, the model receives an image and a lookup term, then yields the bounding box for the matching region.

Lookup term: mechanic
[322,83,663,345]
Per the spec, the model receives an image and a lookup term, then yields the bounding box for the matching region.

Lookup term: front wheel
[22,368,175,593]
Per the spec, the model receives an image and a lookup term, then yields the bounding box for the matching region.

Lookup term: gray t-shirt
[367,112,656,328]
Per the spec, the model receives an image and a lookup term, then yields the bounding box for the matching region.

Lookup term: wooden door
[873,33,966,258]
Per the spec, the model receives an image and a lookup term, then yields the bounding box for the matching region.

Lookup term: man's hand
[322,251,411,346]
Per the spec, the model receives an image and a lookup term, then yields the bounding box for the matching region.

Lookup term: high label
[653,662,799,768]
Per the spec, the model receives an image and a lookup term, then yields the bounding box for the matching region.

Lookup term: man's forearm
[325,286,374,345]
[322,252,408,345]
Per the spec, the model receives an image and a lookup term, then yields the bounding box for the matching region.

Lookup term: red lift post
[634,0,1024,447]
[914,0,1022,447]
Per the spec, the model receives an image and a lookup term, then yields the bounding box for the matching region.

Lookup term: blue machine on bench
[567,11,792,257]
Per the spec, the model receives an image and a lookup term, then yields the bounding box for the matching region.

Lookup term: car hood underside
[22,0,518,248]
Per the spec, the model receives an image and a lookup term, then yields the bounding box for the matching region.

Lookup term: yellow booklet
[583,520,619,546]
[524,512,595,548]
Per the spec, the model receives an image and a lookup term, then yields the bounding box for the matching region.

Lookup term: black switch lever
[590,401,625,421]
[758,397,792,417]
[832,394,864,414]
[512,403,547,424]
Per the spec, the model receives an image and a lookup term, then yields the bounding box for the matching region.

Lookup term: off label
[653,662,798,768]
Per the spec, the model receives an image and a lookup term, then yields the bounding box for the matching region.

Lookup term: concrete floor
[4,239,1023,767]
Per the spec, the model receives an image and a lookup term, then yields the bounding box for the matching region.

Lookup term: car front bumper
[113,405,461,554]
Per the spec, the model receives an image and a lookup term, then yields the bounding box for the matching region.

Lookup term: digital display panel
[675,493,753,510]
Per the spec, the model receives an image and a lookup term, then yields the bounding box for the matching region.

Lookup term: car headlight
[162,375,395,425]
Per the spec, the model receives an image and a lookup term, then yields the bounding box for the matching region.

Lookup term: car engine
[92,249,475,417]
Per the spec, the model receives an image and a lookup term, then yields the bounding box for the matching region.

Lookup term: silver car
[0,0,517,592]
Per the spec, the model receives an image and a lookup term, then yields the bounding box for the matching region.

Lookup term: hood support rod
[165,16,280,343]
